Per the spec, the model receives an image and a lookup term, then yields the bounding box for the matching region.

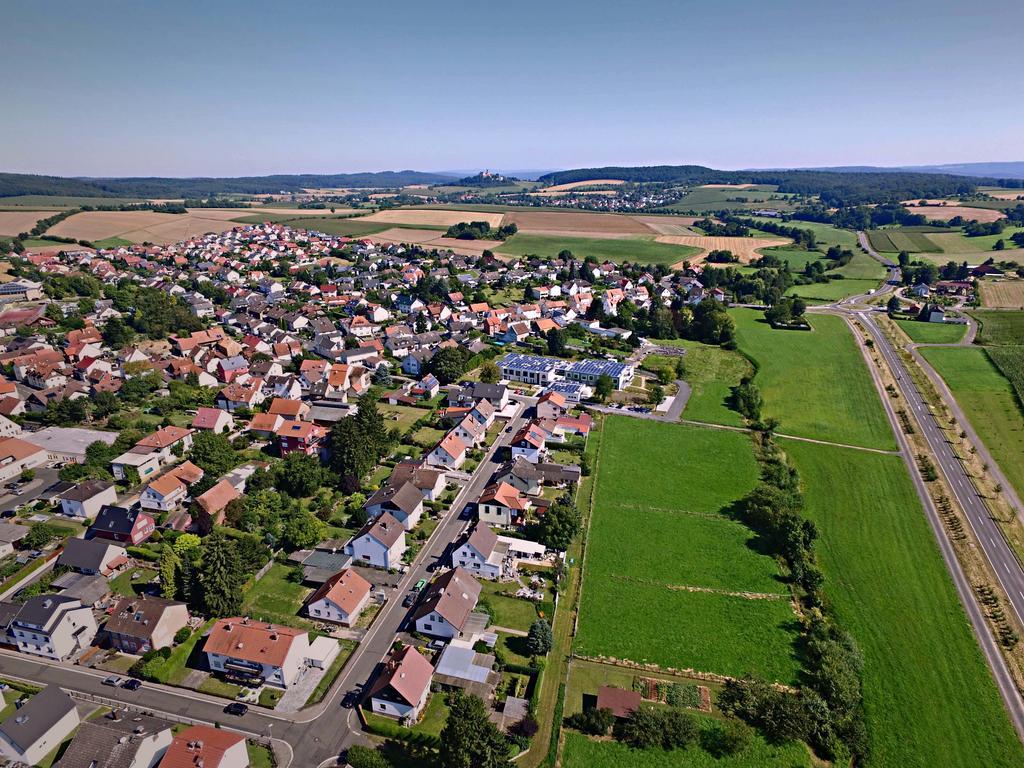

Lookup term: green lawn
[144,619,212,685]
[380,404,428,434]
[562,721,815,768]
[109,567,157,597]
[92,236,134,249]
[785,441,1024,768]
[247,743,275,768]
[896,318,968,344]
[785,278,882,302]
[495,233,701,265]
[733,309,897,450]
[747,218,858,250]
[198,676,241,699]
[971,309,1024,345]
[478,578,545,632]
[921,346,1024,497]
[575,418,799,683]
[240,563,313,630]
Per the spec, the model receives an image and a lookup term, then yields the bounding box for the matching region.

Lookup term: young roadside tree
[440,692,512,768]
[526,618,553,656]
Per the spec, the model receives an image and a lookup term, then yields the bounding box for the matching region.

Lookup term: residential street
[0,398,534,767]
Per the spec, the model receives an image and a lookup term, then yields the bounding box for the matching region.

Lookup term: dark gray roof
[0,600,20,629]
[494,456,542,483]
[0,521,29,544]
[0,685,77,752]
[60,479,114,503]
[58,537,121,573]
[89,505,137,536]
[365,481,423,517]
[56,712,173,768]
[14,595,80,628]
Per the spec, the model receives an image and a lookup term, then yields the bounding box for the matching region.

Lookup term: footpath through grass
[733,308,897,450]
[575,417,801,683]
[921,346,1024,498]
[785,440,1024,768]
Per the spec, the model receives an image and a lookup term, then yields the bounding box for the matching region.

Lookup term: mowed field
[0,211,52,236]
[495,233,700,266]
[576,417,801,683]
[630,215,703,235]
[921,346,1024,498]
[866,230,943,253]
[787,441,1024,768]
[733,309,896,450]
[645,340,752,427]
[360,208,506,228]
[894,318,967,344]
[47,209,247,244]
[903,204,1007,223]
[980,280,1024,309]
[654,235,791,264]
[503,209,654,236]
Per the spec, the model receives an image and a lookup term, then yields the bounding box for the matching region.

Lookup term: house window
[378,702,386,711]
[423,624,432,631]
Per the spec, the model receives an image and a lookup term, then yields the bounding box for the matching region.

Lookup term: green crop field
[832,250,887,281]
[971,309,1024,345]
[495,233,700,265]
[562,730,815,768]
[921,346,1024,497]
[648,340,752,427]
[92,236,134,249]
[733,309,897,450]
[785,278,881,302]
[575,417,801,683]
[866,230,942,253]
[895,318,967,344]
[785,441,1024,768]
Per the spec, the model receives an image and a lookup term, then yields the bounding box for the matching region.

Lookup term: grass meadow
[732,309,897,450]
[785,441,1024,768]
[575,417,801,683]
[645,340,752,427]
[747,217,859,250]
[495,233,701,265]
[785,278,880,302]
[921,346,1024,498]
[895,318,968,344]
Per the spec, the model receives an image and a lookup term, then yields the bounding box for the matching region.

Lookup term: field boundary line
[607,573,788,601]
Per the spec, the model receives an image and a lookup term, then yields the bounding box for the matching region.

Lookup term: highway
[0,397,533,767]
[820,233,1024,738]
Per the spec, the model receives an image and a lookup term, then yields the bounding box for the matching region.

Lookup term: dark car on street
[224,702,248,716]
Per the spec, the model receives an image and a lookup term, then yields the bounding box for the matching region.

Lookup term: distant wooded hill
[0,170,457,199]
[537,165,1024,206]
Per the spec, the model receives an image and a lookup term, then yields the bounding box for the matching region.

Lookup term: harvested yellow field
[903,204,1006,223]
[630,215,703,235]
[505,210,653,236]
[541,179,625,193]
[986,192,1024,201]
[980,280,1024,308]
[369,227,448,244]
[48,209,244,244]
[362,209,505,228]
[699,183,758,189]
[0,211,52,236]
[654,235,791,264]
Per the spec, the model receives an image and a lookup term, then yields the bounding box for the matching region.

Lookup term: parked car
[224,702,248,716]
[402,593,416,608]
[121,679,142,691]
[102,675,122,687]
[414,578,427,591]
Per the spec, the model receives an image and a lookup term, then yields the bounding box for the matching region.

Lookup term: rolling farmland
[971,310,1024,345]
[866,230,942,253]
[0,210,52,236]
[652,235,791,263]
[787,442,1024,768]
[575,417,801,683]
[46,208,250,244]
[360,208,506,228]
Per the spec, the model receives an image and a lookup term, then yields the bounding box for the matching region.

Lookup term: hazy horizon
[2,0,1022,177]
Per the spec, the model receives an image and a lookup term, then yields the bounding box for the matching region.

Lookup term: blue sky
[1,0,1021,177]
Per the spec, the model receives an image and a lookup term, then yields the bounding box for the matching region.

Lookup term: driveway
[0,466,60,513]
